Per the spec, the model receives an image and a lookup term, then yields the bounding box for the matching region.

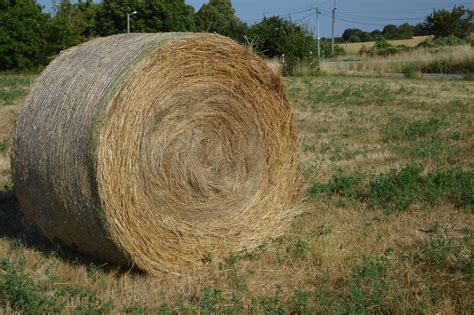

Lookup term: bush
[402,64,422,79]
[364,38,414,57]
[417,35,467,48]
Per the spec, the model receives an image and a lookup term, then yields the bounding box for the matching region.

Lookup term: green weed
[415,224,474,277]
[0,258,66,314]
[0,76,30,105]
[308,165,474,213]
[122,305,145,314]
[346,251,393,312]
[0,138,9,154]
[402,64,422,79]
[249,285,286,314]
[308,173,363,199]
[286,237,310,260]
[0,257,115,314]
[418,224,453,267]
[382,117,444,142]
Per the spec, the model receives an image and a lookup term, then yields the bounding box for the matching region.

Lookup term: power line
[239,7,314,17]
[318,9,425,21]
[319,11,388,27]
[241,2,472,27]
[294,12,317,23]
[332,2,474,14]
[239,1,473,20]
[328,11,425,21]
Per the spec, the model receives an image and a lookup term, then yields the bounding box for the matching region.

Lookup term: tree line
[0,0,472,72]
[342,5,472,43]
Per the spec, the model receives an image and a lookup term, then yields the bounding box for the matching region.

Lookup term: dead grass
[321,44,473,75]
[0,74,473,313]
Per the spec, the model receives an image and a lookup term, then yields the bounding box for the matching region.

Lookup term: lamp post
[127,11,137,33]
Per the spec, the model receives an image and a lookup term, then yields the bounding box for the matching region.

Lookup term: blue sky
[38,0,472,37]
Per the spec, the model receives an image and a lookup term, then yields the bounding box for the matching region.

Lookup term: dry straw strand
[12,33,302,275]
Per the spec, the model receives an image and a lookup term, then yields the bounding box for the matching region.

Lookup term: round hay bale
[11,33,302,274]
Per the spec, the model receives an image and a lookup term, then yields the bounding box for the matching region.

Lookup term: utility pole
[127,11,137,33]
[316,6,321,60]
[331,0,337,55]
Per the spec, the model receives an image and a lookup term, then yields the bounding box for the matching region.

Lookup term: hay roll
[12,33,301,274]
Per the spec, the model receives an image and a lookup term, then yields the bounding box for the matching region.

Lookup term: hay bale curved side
[12,33,302,274]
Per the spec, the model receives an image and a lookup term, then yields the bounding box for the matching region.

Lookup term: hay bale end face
[12,33,302,274]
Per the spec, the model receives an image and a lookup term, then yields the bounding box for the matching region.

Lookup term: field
[321,44,473,76]
[339,36,433,54]
[0,74,473,313]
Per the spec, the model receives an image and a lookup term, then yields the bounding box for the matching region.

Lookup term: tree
[398,23,414,39]
[348,34,360,43]
[413,23,431,36]
[342,28,363,42]
[0,0,49,70]
[95,0,195,36]
[45,0,97,57]
[341,28,373,42]
[382,24,399,39]
[369,29,382,40]
[424,5,473,38]
[195,0,247,41]
[248,16,317,68]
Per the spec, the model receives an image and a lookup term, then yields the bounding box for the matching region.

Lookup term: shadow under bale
[0,189,49,249]
[0,189,141,274]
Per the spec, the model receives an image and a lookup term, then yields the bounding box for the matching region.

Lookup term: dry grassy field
[0,74,473,313]
[339,36,433,54]
[321,44,473,76]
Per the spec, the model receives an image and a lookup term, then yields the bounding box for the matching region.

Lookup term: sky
[38,0,473,37]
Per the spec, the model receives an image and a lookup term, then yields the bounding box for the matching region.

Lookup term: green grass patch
[308,165,473,213]
[414,223,473,278]
[0,138,9,154]
[0,257,115,314]
[0,76,31,105]
[382,117,445,142]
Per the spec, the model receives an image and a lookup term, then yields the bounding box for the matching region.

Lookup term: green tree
[413,23,431,36]
[195,0,247,41]
[342,28,374,43]
[45,0,97,57]
[0,0,49,70]
[248,16,317,69]
[342,28,362,42]
[424,5,473,38]
[398,23,414,39]
[348,34,360,43]
[382,24,398,39]
[95,0,194,36]
[370,29,383,40]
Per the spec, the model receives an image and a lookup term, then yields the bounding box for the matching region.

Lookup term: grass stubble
[0,74,472,313]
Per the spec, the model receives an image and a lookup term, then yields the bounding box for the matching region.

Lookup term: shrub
[0,138,9,154]
[417,35,467,48]
[402,64,422,79]
[366,38,398,56]
[364,38,415,57]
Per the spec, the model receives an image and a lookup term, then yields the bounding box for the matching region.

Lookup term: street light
[127,11,137,33]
